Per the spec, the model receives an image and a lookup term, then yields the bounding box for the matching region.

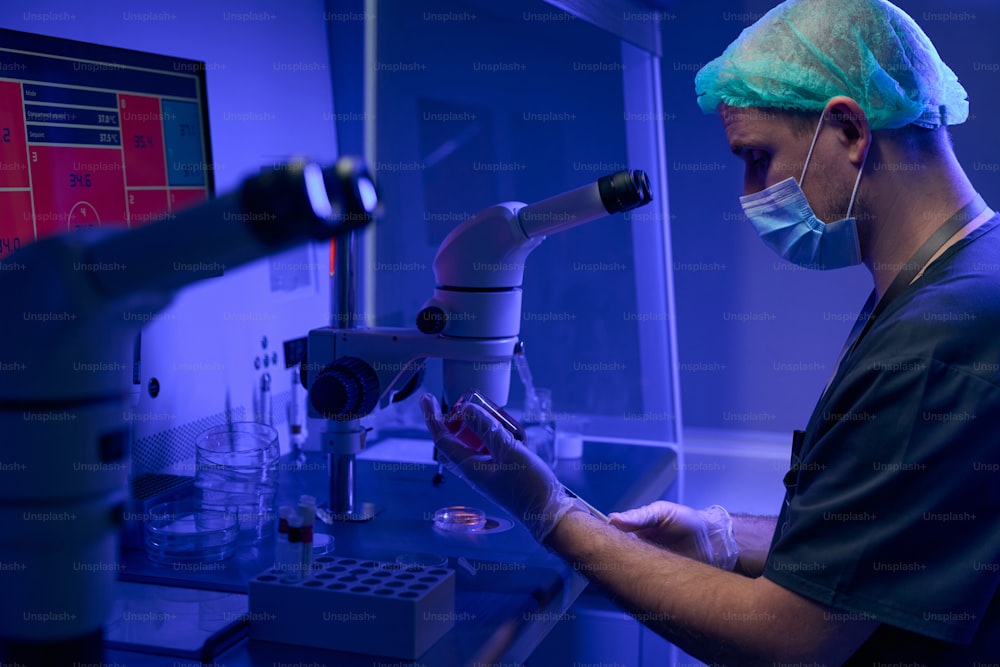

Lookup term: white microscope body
[304,170,653,517]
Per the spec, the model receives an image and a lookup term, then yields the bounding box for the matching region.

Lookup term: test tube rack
[248,555,455,659]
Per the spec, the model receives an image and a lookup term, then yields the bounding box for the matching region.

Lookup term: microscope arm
[307,327,516,419]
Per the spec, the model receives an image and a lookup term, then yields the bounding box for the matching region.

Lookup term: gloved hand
[609,501,739,570]
[421,393,575,542]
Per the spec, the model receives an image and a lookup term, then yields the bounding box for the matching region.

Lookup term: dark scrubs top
[764,214,1000,664]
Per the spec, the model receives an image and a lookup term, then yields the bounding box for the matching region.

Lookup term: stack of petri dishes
[194,422,281,546]
[144,499,239,564]
[144,422,281,565]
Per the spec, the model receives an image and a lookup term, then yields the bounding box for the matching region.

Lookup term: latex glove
[421,393,575,542]
[609,501,739,570]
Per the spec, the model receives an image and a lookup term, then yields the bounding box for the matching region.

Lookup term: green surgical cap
[694,0,968,129]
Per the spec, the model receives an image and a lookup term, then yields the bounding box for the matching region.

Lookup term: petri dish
[433,505,487,533]
[312,532,335,555]
[145,500,238,564]
[395,553,449,568]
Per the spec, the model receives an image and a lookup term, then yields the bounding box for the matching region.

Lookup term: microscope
[0,158,378,663]
[304,169,653,520]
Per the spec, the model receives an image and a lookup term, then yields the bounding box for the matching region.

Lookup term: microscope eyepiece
[514,167,654,242]
[597,169,653,214]
[242,157,378,247]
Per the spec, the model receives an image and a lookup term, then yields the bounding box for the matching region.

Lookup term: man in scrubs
[423,0,1000,663]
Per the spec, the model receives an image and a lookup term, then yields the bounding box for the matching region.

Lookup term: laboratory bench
[107,437,677,666]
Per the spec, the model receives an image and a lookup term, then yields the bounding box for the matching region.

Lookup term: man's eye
[749,149,769,166]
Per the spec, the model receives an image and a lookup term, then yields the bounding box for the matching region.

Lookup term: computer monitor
[0,28,213,260]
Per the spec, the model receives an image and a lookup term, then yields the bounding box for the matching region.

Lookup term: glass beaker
[523,388,556,468]
[555,414,586,460]
[195,422,280,546]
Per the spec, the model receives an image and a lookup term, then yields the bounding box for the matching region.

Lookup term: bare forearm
[545,509,840,665]
[731,514,777,577]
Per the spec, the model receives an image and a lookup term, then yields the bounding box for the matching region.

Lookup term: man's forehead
[721,104,763,148]
[720,104,787,129]
[720,104,802,147]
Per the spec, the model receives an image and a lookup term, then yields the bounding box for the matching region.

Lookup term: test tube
[276,505,294,572]
[286,515,303,582]
[299,495,316,577]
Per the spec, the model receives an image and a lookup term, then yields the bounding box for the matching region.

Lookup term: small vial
[275,505,295,572]
[444,406,486,452]
[285,515,304,582]
[298,496,316,577]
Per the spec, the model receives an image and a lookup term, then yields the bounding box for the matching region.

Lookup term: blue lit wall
[343,0,680,441]
[663,0,1000,435]
[0,1,337,191]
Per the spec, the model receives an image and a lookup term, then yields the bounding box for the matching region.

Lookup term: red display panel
[0,30,212,259]
[170,188,208,213]
[0,190,32,256]
[127,189,170,226]
[120,93,167,188]
[0,81,29,189]
[29,145,127,237]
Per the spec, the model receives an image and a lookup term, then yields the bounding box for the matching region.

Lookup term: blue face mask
[739,115,868,270]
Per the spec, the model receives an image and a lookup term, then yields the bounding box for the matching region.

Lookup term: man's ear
[824,96,870,165]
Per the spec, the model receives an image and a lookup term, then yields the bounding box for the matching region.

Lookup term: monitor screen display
[0,28,213,259]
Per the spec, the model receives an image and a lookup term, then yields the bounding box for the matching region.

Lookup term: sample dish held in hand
[433,505,487,533]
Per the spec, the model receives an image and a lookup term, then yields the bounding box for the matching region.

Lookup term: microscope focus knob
[416,306,446,334]
[309,356,381,420]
